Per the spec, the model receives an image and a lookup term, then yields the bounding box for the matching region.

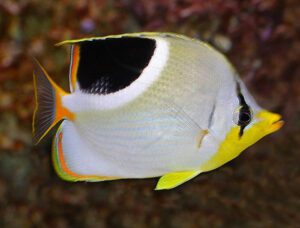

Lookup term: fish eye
[233,106,252,127]
[238,108,252,126]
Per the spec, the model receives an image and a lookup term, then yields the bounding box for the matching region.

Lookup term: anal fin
[155,170,202,190]
[53,122,120,182]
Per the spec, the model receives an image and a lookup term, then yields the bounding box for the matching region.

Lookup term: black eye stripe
[235,82,252,137]
[236,83,247,106]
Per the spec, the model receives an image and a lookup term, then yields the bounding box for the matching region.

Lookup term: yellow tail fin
[32,59,74,144]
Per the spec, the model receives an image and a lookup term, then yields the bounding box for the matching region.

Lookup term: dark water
[0,1,299,227]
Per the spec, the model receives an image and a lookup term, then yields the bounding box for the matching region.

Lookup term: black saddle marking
[76,37,156,94]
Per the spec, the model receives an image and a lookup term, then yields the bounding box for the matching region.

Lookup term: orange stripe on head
[70,45,80,91]
[57,131,118,181]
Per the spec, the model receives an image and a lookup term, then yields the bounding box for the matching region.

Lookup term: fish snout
[256,110,284,133]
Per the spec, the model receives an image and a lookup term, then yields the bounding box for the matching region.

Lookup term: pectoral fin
[155,170,202,190]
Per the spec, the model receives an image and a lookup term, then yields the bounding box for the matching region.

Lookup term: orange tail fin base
[32,59,74,144]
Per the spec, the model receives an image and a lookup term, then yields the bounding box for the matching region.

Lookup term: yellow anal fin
[155,170,202,190]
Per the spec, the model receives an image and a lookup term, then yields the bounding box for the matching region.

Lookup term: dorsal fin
[68,45,80,92]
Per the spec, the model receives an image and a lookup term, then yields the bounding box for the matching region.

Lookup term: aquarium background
[0,0,299,227]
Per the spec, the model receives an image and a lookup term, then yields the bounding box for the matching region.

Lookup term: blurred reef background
[0,0,299,227]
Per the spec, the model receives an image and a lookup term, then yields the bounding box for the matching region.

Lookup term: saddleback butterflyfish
[33,33,284,190]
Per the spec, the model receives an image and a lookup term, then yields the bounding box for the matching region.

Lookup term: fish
[32,32,284,190]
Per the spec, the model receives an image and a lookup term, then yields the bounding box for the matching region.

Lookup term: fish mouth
[271,118,284,130]
[272,118,284,124]
[256,111,284,133]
